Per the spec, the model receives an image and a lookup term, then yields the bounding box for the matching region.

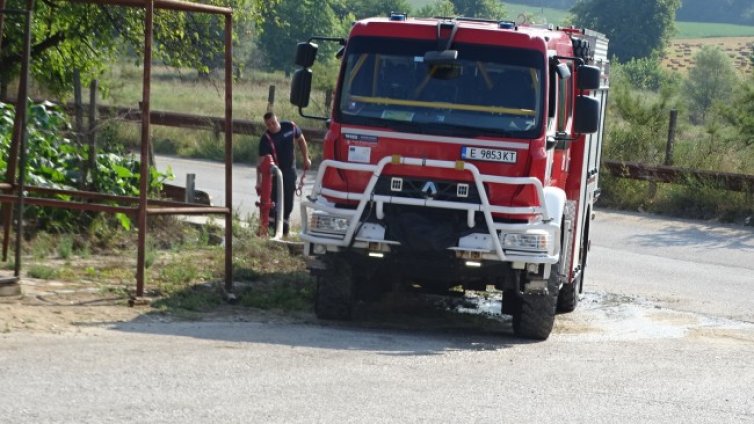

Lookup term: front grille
[374,176,482,203]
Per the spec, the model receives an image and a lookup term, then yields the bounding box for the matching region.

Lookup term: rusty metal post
[224,12,234,293]
[0,0,32,294]
[14,0,34,276]
[665,109,677,166]
[86,79,98,187]
[0,0,6,54]
[73,69,87,189]
[266,84,275,113]
[136,0,155,298]
[325,89,332,116]
[0,0,9,263]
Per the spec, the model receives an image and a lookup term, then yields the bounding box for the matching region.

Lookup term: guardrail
[602,160,754,193]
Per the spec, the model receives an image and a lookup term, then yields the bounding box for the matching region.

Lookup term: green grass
[99,64,329,127]
[675,21,754,39]
[16,218,317,315]
[27,265,59,280]
[94,63,331,163]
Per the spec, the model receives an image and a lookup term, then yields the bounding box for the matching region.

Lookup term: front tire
[511,272,558,340]
[314,254,354,320]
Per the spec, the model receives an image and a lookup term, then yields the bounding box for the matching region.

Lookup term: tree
[331,0,412,19]
[725,79,754,147]
[605,77,677,163]
[613,56,679,92]
[257,0,345,73]
[415,0,456,17]
[451,0,506,19]
[569,0,680,62]
[684,46,738,124]
[0,0,265,96]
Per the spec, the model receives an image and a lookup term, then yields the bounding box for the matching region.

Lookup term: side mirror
[290,68,312,108]
[577,65,601,90]
[295,42,319,68]
[424,50,458,66]
[573,95,600,134]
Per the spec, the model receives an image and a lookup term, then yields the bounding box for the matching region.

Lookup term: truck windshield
[337,36,545,139]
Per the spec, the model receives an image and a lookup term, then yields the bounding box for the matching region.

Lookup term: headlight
[310,213,349,234]
[502,232,550,252]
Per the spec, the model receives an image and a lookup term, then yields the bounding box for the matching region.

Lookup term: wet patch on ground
[555,291,754,343]
[4,277,754,344]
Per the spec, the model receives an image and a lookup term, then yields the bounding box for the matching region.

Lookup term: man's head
[263,112,281,133]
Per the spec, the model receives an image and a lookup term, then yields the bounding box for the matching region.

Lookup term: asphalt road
[1,157,753,423]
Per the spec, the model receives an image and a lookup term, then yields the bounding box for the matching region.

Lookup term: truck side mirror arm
[547,131,576,150]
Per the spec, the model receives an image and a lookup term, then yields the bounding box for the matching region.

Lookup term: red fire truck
[289,14,609,339]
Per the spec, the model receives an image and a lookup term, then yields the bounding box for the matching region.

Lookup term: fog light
[502,232,549,251]
[465,261,482,268]
[312,244,326,255]
[310,213,349,234]
[368,252,384,258]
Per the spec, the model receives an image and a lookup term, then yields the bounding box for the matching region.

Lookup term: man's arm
[296,134,311,169]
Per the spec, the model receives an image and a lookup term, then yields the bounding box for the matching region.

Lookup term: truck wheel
[352,264,392,302]
[511,273,558,340]
[556,273,580,313]
[314,255,354,320]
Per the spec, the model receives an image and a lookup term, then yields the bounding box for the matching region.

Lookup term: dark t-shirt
[258,121,301,169]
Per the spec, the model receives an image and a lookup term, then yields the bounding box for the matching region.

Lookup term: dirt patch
[0,278,310,334]
[687,328,754,344]
[0,278,143,334]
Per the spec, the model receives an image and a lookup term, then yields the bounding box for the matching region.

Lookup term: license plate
[461,147,517,163]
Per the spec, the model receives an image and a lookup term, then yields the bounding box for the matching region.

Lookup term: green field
[675,21,754,38]
[406,1,754,38]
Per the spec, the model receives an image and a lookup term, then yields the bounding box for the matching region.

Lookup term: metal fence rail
[602,160,754,193]
[12,102,752,194]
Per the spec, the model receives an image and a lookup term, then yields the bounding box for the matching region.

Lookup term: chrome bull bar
[300,156,562,263]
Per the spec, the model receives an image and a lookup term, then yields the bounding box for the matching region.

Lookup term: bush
[603,80,679,164]
[0,101,172,231]
[613,56,680,92]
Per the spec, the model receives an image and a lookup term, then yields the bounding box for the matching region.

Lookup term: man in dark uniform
[256,112,311,237]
